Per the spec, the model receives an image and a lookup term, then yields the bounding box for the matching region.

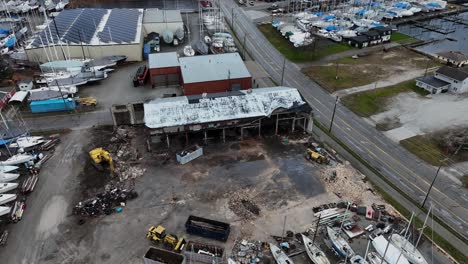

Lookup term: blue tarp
[387,10,398,16]
[356,9,368,16]
[0,139,12,146]
[272,20,281,26]
[325,25,342,31]
[370,2,380,6]
[393,2,410,8]
[0,29,9,34]
[371,22,384,27]
[427,2,441,7]
[323,14,336,21]
[4,36,15,48]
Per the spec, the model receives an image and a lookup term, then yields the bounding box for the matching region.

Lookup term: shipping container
[185,215,230,242]
[30,98,76,113]
[143,247,186,264]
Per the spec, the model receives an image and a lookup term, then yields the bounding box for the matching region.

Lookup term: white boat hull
[302,234,330,264]
[270,243,294,264]
[0,194,16,205]
[0,172,20,182]
[390,234,428,264]
[0,154,34,166]
[372,235,410,264]
[0,206,11,216]
[0,165,19,173]
[0,183,18,193]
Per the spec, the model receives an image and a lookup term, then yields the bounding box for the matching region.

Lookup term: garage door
[152,74,166,87]
[167,74,179,85]
[231,83,241,91]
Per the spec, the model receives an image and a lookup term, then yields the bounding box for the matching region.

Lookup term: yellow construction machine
[147,225,186,252]
[306,148,330,164]
[89,148,114,175]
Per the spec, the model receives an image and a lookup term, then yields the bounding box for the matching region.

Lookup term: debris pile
[230,240,265,264]
[73,187,138,217]
[115,166,146,182]
[320,162,384,205]
[228,190,261,219]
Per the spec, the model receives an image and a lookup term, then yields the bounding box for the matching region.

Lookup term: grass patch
[400,135,447,166]
[391,32,417,44]
[258,24,353,62]
[313,119,468,263]
[341,80,429,117]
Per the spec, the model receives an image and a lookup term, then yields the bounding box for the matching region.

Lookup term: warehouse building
[143,86,313,146]
[143,9,183,36]
[25,8,144,62]
[148,52,252,95]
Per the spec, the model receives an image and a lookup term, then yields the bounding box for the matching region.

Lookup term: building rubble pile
[230,240,265,264]
[109,127,146,182]
[73,186,138,217]
[320,162,385,206]
[227,189,261,219]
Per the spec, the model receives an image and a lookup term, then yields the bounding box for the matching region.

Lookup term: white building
[142,9,183,36]
[416,66,468,94]
[25,8,144,62]
[436,51,468,67]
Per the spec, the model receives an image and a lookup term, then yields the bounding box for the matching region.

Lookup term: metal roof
[144,86,306,129]
[179,53,251,84]
[148,52,180,69]
[436,66,468,81]
[416,76,450,88]
[437,51,468,62]
[143,9,183,24]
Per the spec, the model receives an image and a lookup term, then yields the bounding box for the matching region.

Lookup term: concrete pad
[383,126,418,142]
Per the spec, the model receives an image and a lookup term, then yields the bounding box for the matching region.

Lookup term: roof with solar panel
[27,8,143,48]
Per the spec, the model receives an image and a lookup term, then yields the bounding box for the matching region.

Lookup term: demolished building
[143,86,313,146]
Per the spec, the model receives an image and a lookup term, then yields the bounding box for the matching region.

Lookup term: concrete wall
[183,77,252,95]
[26,42,143,63]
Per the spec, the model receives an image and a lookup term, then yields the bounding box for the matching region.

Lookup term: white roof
[143,9,183,24]
[148,52,180,69]
[179,53,251,84]
[144,87,306,129]
[9,91,28,103]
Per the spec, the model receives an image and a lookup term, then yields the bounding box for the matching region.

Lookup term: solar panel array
[98,9,139,44]
[32,9,107,47]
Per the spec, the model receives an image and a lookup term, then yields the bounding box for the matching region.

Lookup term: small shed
[362,30,382,45]
[372,26,392,42]
[148,52,181,88]
[347,35,369,48]
[179,53,252,95]
[18,78,33,91]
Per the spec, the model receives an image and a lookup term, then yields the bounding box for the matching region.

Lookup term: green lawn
[258,24,353,62]
[341,80,429,117]
[304,65,378,92]
[390,32,417,44]
[400,135,447,166]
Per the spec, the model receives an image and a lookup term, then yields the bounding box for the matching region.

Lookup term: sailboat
[0,206,11,216]
[0,194,16,204]
[9,136,44,149]
[371,235,409,264]
[302,234,330,264]
[367,252,388,264]
[326,226,355,258]
[0,154,34,165]
[390,208,430,264]
[0,183,18,193]
[0,172,20,182]
[0,165,19,173]
[350,255,369,264]
[270,243,294,264]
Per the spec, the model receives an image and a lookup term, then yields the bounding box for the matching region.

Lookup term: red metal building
[148,52,181,88]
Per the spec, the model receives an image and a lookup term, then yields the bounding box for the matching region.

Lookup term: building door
[153,75,166,87]
[167,74,179,86]
[231,83,241,91]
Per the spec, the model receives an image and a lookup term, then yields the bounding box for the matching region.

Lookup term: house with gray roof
[416,66,468,94]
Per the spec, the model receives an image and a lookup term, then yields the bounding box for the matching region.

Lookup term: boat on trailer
[0,183,18,194]
[270,243,294,264]
[0,172,20,182]
[302,234,330,264]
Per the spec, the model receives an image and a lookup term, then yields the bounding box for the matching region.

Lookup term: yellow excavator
[89,148,114,175]
[306,148,330,164]
[147,225,186,252]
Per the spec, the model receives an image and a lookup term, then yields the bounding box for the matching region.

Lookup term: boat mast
[338,202,350,234]
[395,212,415,263]
[312,214,321,244]
[415,205,432,249]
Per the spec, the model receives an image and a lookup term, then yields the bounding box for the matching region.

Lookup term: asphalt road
[220,0,468,250]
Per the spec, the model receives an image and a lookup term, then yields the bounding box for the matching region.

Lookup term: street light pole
[422,162,444,208]
[243,33,248,60]
[281,57,286,86]
[329,96,339,133]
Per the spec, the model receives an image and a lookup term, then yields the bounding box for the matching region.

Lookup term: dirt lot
[0,127,450,263]
[303,47,439,92]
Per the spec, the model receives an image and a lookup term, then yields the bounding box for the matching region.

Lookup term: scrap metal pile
[73,187,138,217]
[230,240,266,264]
[228,189,261,219]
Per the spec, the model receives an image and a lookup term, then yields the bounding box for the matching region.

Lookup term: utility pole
[329,96,339,133]
[52,16,66,59]
[422,160,446,208]
[231,8,235,33]
[281,215,287,242]
[281,57,286,86]
[335,61,339,80]
[78,30,86,59]
[243,33,248,60]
